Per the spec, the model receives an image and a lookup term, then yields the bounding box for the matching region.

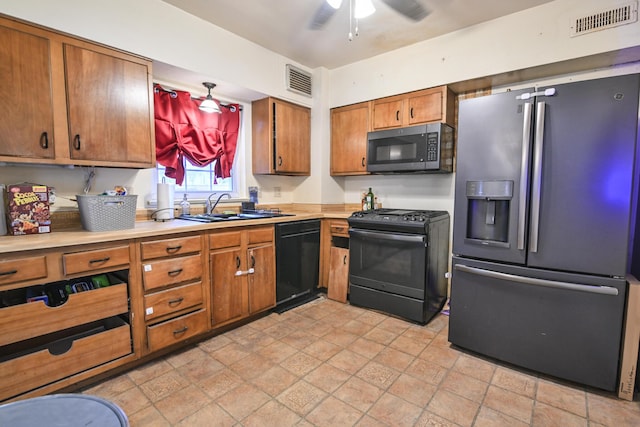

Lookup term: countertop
[0,211,352,255]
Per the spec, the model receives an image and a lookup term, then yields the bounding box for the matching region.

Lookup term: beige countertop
[0,211,352,255]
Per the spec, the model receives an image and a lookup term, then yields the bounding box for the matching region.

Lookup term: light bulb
[354,0,375,19]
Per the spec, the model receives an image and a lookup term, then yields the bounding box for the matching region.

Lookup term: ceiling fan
[310,0,431,34]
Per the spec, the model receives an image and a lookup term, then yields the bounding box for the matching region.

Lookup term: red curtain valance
[153,84,241,185]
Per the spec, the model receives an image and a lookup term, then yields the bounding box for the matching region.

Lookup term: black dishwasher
[275,220,321,312]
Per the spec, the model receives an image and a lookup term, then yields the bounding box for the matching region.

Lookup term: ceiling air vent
[571,1,637,36]
[286,64,312,97]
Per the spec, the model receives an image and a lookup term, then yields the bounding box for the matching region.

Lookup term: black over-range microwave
[366,123,454,173]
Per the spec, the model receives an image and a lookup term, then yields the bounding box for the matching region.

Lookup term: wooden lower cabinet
[210,226,276,327]
[138,234,207,354]
[0,244,134,402]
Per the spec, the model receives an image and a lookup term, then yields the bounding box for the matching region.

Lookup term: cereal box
[4,184,51,235]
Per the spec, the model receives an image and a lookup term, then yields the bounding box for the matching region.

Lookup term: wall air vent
[571,1,637,36]
[286,64,312,97]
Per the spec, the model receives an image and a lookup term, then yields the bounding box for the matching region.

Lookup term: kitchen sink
[177,211,294,223]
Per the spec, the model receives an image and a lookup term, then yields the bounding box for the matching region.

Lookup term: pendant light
[199,82,221,114]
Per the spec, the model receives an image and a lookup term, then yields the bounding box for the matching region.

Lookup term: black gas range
[348,209,449,234]
[347,208,450,325]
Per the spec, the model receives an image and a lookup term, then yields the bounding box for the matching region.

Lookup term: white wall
[1,0,639,212]
[329,0,640,213]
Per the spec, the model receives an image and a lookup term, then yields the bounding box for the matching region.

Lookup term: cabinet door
[210,248,245,325]
[64,44,153,166]
[327,247,349,303]
[274,99,310,174]
[0,23,54,159]
[407,91,442,125]
[330,102,369,175]
[372,98,403,129]
[248,243,275,314]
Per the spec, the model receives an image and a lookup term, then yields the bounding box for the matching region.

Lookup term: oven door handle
[349,229,426,244]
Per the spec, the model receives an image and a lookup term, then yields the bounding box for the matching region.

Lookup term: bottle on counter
[366,187,375,211]
[180,194,190,215]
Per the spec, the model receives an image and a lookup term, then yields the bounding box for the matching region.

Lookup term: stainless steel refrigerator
[449,74,640,391]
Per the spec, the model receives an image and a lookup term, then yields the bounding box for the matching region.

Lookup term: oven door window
[349,229,427,299]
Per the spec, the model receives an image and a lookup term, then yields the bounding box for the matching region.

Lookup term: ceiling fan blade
[382,0,431,22]
[309,2,338,30]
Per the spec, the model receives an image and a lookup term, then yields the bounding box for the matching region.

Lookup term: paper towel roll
[156,183,175,221]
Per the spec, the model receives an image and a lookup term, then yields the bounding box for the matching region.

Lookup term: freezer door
[528,75,640,276]
[448,257,626,391]
[453,88,534,264]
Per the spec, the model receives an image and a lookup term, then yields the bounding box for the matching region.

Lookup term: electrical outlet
[274,186,281,198]
[48,187,56,205]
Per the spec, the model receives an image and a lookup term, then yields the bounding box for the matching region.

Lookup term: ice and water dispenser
[465,180,513,247]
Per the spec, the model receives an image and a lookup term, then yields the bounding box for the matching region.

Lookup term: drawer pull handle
[410,107,414,119]
[396,110,400,121]
[89,257,110,265]
[168,297,184,306]
[0,269,18,277]
[166,245,182,254]
[236,256,241,269]
[168,268,183,277]
[361,157,365,167]
[343,255,347,265]
[250,255,255,268]
[173,326,188,336]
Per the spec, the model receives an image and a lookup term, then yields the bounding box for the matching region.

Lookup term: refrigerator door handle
[529,101,546,253]
[517,102,533,250]
[454,264,619,296]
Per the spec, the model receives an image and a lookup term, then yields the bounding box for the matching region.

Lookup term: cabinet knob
[73,134,81,150]
[40,132,49,149]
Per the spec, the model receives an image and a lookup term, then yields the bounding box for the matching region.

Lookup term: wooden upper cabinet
[330,101,370,176]
[372,86,456,130]
[252,97,311,175]
[0,15,155,168]
[64,44,153,165]
[0,22,55,160]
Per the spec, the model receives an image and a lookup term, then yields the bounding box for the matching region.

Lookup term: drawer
[247,226,273,245]
[330,220,349,237]
[142,254,201,291]
[63,246,129,276]
[141,235,201,260]
[144,282,203,322]
[0,317,131,401]
[146,309,208,352]
[0,283,128,347]
[209,230,242,250]
[0,255,47,286]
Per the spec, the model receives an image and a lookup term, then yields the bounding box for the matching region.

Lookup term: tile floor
[84,297,640,426]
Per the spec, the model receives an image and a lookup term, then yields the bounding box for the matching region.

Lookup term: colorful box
[4,184,51,235]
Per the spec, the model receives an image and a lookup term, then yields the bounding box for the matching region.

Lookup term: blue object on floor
[0,394,128,427]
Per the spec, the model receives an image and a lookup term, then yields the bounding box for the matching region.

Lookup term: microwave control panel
[426,132,439,161]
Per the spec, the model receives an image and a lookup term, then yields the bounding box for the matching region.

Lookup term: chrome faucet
[206,193,231,214]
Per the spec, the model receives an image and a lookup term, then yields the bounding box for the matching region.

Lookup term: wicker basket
[76,195,137,232]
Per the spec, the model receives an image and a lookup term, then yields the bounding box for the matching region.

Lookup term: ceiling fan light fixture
[199,82,221,114]
[354,0,375,19]
[326,0,342,9]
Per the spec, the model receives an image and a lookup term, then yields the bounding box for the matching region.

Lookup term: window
[157,158,235,198]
